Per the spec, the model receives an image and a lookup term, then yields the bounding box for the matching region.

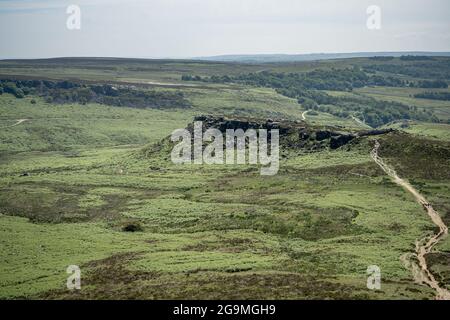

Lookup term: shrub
[121,221,143,232]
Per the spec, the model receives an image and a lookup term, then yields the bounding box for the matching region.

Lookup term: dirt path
[350,115,371,128]
[371,140,450,300]
[301,111,309,121]
[1,119,29,128]
[146,81,199,87]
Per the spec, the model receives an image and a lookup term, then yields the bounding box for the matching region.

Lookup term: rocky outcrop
[357,128,394,137]
[330,134,355,149]
[191,115,395,151]
[193,115,292,134]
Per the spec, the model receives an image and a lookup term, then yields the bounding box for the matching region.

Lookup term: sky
[0,0,449,59]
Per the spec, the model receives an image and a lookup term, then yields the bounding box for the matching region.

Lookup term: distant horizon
[2,50,450,62]
[1,0,449,59]
[0,51,450,63]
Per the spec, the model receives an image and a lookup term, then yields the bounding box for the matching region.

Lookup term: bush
[301,98,317,110]
[416,80,448,89]
[414,91,450,101]
[121,221,143,232]
[14,88,25,98]
[1,79,191,109]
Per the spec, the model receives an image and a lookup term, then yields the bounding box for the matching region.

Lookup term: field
[0,57,449,299]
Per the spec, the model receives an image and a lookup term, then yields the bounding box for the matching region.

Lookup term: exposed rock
[187,115,395,151]
[299,129,310,140]
[330,134,355,149]
[316,130,332,141]
[358,128,394,137]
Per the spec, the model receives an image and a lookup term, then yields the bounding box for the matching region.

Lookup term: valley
[0,56,449,299]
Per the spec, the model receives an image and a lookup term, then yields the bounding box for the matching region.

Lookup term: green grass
[0,94,192,153]
[0,57,378,84]
[0,58,449,300]
[2,129,439,297]
[1,141,438,299]
[0,214,151,298]
[354,87,450,122]
[382,121,450,141]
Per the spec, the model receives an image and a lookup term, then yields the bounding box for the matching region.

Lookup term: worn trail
[301,110,308,121]
[371,140,450,300]
[0,119,28,128]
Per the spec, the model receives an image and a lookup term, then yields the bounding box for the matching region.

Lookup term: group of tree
[181,69,439,127]
[414,80,448,89]
[182,68,412,91]
[362,59,450,80]
[183,68,447,91]
[0,81,26,98]
[300,94,436,127]
[414,91,450,101]
[0,79,191,109]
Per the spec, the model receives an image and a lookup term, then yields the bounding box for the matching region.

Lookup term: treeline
[183,68,409,91]
[183,68,448,91]
[414,91,450,101]
[369,56,394,61]
[363,60,450,81]
[399,55,434,61]
[301,95,437,128]
[0,79,191,109]
[0,81,28,98]
[182,70,438,127]
[415,80,448,88]
[369,55,436,62]
[279,86,436,127]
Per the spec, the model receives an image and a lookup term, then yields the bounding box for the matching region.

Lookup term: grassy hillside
[0,57,449,299]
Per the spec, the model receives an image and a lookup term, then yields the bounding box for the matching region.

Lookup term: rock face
[191,115,394,151]
[358,128,394,137]
[330,134,355,149]
[193,115,291,134]
[315,130,332,141]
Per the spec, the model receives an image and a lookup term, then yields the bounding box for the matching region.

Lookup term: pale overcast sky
[0,0,449,59]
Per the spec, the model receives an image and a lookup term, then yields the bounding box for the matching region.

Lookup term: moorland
[0,55,449,299]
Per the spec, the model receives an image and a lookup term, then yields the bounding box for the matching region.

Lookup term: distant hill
[196,52,450,63]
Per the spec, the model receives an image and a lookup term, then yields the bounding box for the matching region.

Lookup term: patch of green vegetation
[1,128,440,299]
[414,91,450,101]
[186,86,306,119]
[1,57,448,300]
[383,121,450,141]
[183,70,440,127]
[0,94,192,153]
[363,58,450,80]
[377,132,450,180]
[0,214,150,298]
[0,79,191,109]
[354,86,450,122]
